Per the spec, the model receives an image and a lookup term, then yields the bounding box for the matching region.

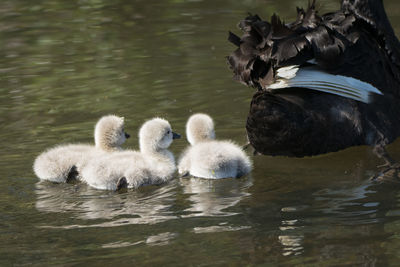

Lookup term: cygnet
[82,117,180,191]
[33,115,129,183]
[178,113,252,179]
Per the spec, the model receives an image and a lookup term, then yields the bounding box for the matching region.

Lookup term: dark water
[2,0,400,265]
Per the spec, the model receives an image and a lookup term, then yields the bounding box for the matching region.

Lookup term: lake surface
[2,0,400,265]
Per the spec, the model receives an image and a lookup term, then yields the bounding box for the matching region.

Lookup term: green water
[2,0,400,265]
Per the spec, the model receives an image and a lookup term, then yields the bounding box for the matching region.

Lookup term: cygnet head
[139,118,180,153]
[186,113,215,145]
[94,115,130,151]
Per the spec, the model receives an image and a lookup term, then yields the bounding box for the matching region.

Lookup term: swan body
[82,118,180,190]
[228,0,400,159]
[178,114,252,179]
[33,115,129,182]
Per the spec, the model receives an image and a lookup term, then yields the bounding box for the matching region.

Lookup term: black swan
[228,0,400,179]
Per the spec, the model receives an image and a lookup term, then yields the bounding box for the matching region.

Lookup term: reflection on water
[35,176,253,228]
[102,240,144,249]
[277,180,377,258]
[180,176,252,217]
[102,231,178,248]
[274,178,400,262]
[193,224,251,234]
[35,181,178,227]
[312,182,380,224]
[278,220,304,256]
[145,232,178,246]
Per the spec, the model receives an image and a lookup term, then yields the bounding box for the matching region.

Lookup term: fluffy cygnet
[33,115,129,183]
[82,117,180,191]
[178,113,252,179]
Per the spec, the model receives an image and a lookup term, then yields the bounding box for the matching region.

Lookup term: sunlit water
[2,0,400,265]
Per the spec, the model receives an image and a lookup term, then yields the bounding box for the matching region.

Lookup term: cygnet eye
[166,130,171,135]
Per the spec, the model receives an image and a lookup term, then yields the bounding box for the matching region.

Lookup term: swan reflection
[180,176,252,218]
[278,179,385,258]
[311,181,379,224]
[35,180,178,228]
[278,219,304,256]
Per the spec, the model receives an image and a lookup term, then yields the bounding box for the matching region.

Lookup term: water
[2,0,400,265]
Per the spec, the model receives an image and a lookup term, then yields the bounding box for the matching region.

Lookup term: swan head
[94,115,130,151]
[139,117,180,153]
[186,113,215,145]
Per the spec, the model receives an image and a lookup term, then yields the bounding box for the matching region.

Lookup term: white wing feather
[267,66,383,103]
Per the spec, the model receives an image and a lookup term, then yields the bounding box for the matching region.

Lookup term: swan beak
[172,132,181,139]
[125,133,130,139]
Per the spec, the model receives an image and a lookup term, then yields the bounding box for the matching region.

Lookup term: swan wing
[268,66,383,103]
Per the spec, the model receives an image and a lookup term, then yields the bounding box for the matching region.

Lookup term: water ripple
[35,181,178,227]
[180,176,252,218]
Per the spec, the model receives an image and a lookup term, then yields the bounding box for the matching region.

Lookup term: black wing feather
[227,1,400,96]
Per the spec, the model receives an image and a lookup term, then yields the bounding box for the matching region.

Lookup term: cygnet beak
[125,133,130,139]
[172,132,181,139]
